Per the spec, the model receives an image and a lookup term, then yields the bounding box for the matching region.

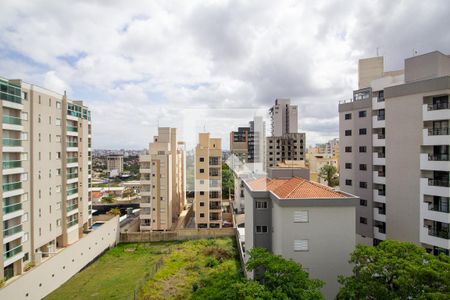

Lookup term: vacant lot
[45,237,240,300]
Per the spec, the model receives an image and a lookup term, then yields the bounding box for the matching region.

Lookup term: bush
[205,257,219,268]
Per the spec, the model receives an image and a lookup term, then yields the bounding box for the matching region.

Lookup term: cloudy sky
[1,0,449,150]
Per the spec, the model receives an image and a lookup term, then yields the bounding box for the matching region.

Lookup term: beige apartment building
[194,133,222,228]
[1,77,92,281]
[106,154,123,176]
[139,127,185,231]
[306,140,340,184]
[339,51,450,255]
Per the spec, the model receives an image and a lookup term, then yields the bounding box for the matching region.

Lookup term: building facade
[244,176,357,299]
[1,77,92,281]
[194,133,222,228]
[269,98,298,136]
[139,127,185,231]
[229,127,249,161]
[339,51,450,255]
[106,154,123,176]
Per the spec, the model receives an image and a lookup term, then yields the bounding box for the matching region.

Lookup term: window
[56,118,61,126]
[294,211,308,223]
[200,191,204,195]
[21,112,28,121]
[56,135,61,142]
[256,201,268,209]
[23,233,29,242]
[359,146,367,153]
[360,182,368,188]
[57,219,61,226]
[200,213,205,218]
[360,199,367,206]
[360,217,367,224]
[200,169,204,173]
[256,225,268,233]
[199,157,204,162]
[21,132,28,141]
[345,146,352,153]
[56,101,61,109]
[359,128,367,135]
[200,202,205,207]
[344,113,352,120]
[345,179,352,186]
[345,163,352,169]
[359,164,367,171]
[359,110,367,118]
[294,240,309,251]
[345,130,352,136]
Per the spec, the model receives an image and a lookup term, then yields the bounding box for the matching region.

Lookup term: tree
[337,240,450,299]
[101,195,115,203]
[319,164,339,187]
[222,163,234,199]
[107,207,121,216]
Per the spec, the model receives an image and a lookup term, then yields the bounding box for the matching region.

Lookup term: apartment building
[244,176,357,299]
[339,51,450,255]
[1,77,92,281]
[106,154,123,176]
[229,127,249,161]
[194,133,222,228]
[266,99,306,168]
[139,127,185,231]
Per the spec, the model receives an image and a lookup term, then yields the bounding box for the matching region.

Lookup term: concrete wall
[120,228,235,242]
[0,216,119,300]
[272,203,355,300]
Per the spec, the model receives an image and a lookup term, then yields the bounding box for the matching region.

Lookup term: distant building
[106,154,123,177]
[230,127,250,161]
[139,127,186,231]
[269,160,310,180]
[339,50,450,255]
[194,133,222,228]
[306,139,340,184]
[266,99,306,168]
[244,176,357,299]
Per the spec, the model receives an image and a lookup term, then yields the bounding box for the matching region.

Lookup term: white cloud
[0,0,449,149]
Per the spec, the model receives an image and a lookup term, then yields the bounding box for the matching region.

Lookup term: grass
[45,238,240,300]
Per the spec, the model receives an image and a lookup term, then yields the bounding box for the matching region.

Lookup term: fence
[120,228,236,243]
[130,258,164,300]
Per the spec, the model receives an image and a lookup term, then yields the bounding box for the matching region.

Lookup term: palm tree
[319,164,339,187]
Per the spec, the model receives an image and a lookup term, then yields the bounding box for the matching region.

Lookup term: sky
[1,0,449,150]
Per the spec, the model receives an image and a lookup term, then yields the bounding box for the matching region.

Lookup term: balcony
[420,222,450,249]
[374,226,386,240]
[373,207,386,222]
[423,103,450,121]
[373,189,386,203]
[420,178,449,198]
[423,128,450,146]
[2,160,21,169]
[372,115,385,128]
[3,138,22,147]
[372,96,385,110]
[3,244,23,261]
[372,133,385,147]
[67,172,78,179]
[66,203,78,212]
[66,187,78,198]
[67,142,78,148]
[373,170,386,185]
[67,219,78,228]
[420,201,450,224]
[3,224,22,237]
[209,203,221,210]
[373,152,386,165]
[3,115,22,126]
[420,153,450,172]
[3,181,22,192]
[3,202,23,217]
[67,125,78,132]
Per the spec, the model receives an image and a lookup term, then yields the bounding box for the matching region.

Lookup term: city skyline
[1,1,449,149]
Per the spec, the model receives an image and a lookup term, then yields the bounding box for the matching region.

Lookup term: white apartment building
[194,133,222,228]
[339,51,450,255]
[139,127,186,231]
[244,176,357,299]
[1,77,92,282]
[106,154,123,176]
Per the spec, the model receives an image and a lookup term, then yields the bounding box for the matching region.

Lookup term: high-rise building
[139,127,186,231]
[248,116,266,167]
[106,154,123,177]
[194,133,222,228]
[266,99,306,168]
[1,77,92,281]
[339,51,450,255]
[269,98,298,136]
[229,127,250,161]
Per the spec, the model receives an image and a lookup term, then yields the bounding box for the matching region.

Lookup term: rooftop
[246,177,347,199]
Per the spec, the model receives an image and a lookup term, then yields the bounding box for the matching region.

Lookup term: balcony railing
[67,188,78,196]
[2,160,22,169]
[378,171,386,177]
[428,203,450,213]
[209,204,221,210]
[3,202,22,214]
[429,154,450,161]
[67,125,78,132]
[209,216,221,221]
[428,228,450,240]
[3,224,22,237]
[377,115,385,121]
[428,102,449,111]
[3,138,22,147]
[3,181,22,192]
[3,245,22,260]
[378,189,386,196]
[67,172,78,179]
[0,91,22,104]
[67,157,78,163]
[377,133,385,139]
[428,179,450,188]
[375,152,386,158]
[3,115,22,125]
[428,128,449,136]
[67,219,78,228]
[67,204,78,212]
[67,142,78,147]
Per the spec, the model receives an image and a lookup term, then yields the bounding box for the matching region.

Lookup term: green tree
[222,163,234,199]
[107,207,121,216]
[319,164,339,187]
[101,195,115,203]
[337,240,450,299]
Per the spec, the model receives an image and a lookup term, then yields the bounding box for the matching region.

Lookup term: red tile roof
[91,191,103,199]
[246,177,346,199]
